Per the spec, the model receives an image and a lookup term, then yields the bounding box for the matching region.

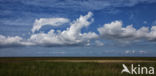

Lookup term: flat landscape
[0,57,156,76]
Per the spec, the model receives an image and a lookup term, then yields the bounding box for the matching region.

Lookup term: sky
[0,0,156,57]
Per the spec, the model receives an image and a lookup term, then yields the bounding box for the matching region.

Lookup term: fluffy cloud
[0,35,23,47]
[32,18,69,33]
[148,26,156,40]
[1,12,156,47]
[0,12,98,47]
[29,12,98,46]
[98,21,156,43]
[0,35,35,47]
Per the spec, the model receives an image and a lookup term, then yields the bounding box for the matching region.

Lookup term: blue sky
[0,0,156,57]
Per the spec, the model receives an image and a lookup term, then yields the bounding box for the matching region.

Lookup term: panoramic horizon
[0,0,156,57]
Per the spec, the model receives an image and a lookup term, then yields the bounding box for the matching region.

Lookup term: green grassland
[0,57,156,76]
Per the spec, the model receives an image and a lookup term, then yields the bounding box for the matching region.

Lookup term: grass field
[0,57,156,76]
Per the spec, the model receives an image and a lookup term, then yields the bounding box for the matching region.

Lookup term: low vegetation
[0,57,155,76]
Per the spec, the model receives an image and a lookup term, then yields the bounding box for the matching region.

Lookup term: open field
[0,57,156,76]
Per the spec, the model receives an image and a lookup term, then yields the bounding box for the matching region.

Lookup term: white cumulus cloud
[0,35,23,47]
[98,20,156,43]
[1,12,156,47]
[32,18,69,33]
[29,12,98,46]
[0,35,35,47]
